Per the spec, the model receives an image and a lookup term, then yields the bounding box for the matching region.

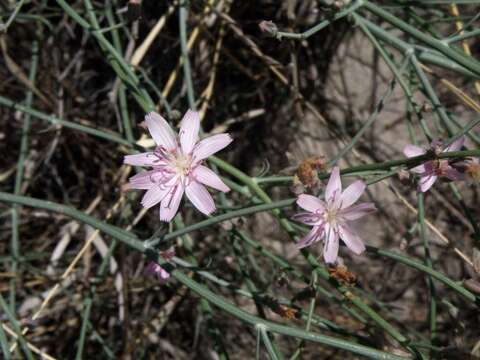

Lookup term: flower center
[325,207,338,225]
[171,153,192,177]
[433,159,450,176]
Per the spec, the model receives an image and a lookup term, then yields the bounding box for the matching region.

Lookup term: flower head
[144,249,176,283]
[292,167,376,264]
[403,136,464,192]
[124,110,232,221]
[144,262,171,283]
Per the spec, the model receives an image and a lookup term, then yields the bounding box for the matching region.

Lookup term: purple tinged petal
[185,181,216,215]
[179,109,200,155]
[296,194,325,213]
[193,165,230,193]
[340,202,376,221]
[141,186,169,208]
[418,174,437,192]
[323,224,339,264]
[292,212,323,226]
[144,262,170,283]
[410,163,427,174]
[404,144,425,158]
[444,167,463,181]
[444,136,464,152]
[340,180,366,209]
[296,226,324,249]
[159,185,184,222]
[193,133,233,162]
[129,170,157,190]
[338,224,366,255]
[325,167,342,204]
[124,152,157,166]
[145,112,177,150]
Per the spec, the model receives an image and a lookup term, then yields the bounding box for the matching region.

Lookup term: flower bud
[258,20,278,37]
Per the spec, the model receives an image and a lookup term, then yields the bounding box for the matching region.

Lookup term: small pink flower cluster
[403,137,465,192]
[125,111,474,273]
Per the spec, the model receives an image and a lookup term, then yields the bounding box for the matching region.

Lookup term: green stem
[0,192,407,360]
[10,39,38,312]
[418,193,437,346]
[363,1,480,76]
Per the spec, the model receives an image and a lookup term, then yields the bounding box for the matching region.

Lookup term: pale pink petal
[129,170,159,189]
[185,181,216,215]
[323,224,339,264]
[145,112,176,150]
[297,226,324,249]
[179,109,200,155]
[160,185,185,222]
[444,136,464,152]
[325,167,342,204]
[418,174,437,192]
[292,212,323,226]
[141,186,169,208]
[192,134,232,162]
[410,163,427,174]
[338,224,366,255]
[193,165,230,192]
[124,152,157,166]
[340,202,376,221]
[144,262,170,283]
[404,144,425,158]
[340,180,366,208]
[444,167,463,181]
[297,194,325,213]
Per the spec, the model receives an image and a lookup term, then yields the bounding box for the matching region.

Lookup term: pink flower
[124,110,232,221]
[144,261,171,283]
[292,167,376,264]
[144,249,176,283]
[403,136,464,192]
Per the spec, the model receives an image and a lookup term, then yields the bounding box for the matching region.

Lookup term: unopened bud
[169,110,182,121]
[258,20,278,37]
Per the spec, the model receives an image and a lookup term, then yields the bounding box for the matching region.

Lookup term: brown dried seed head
[328,265,357,286]
[466,162,480,183]
[277,305,297,319]
[296,156,326,187]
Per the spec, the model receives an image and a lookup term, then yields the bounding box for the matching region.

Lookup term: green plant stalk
[445,28,480,44]
[354,13,433,140]
[207,158,415,351]
[75,298,93,360]
[0,193,407,360]
[330,56,409,165]
[233,229,369,325]
[0,294,34,360]
[179,1,196,110]
[449,183,480,243]
[363,1,480,76]
[445,117,480,148]
[58,0,154,111]
[357,15,478,78]
[0,95,132,147]
[0,323,11,360]
[173,216,230,360]
[105,0,134,143]
[276,0,364,40]
[259,327,283,360]
[366,246,476,302]
[418,193,437,344]
[409,54,456,136]
[147,198,296,247]
[10,40,38,312]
